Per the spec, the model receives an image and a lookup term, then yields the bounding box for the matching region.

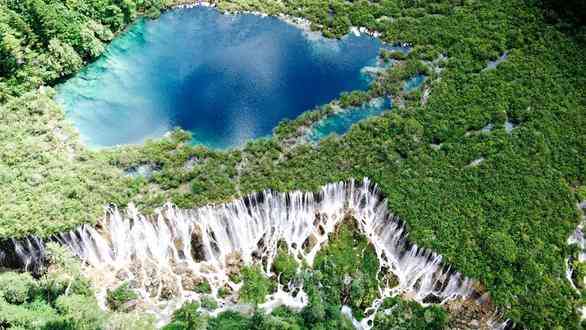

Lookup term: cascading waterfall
[1,178,509,329]
[566,201,586,319]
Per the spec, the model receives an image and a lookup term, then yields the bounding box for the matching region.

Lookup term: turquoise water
[55,7,385,149]
[307,97,391,142]
[404,74,426,92]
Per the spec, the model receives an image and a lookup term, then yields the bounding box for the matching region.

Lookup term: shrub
[218,287,231,298]
[106,283,138,311]
[200,296,218,310]
[163,302,207,330]
[106,312,156,330]
[207,311,252,329]
[272,244,298,285]
[239,265,272,305]
[54,294,107,330]
[194,281,212,294]
[0,272,35,304]
[372,297,449,329]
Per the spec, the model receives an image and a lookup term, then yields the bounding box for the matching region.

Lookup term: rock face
[2,178,508,329]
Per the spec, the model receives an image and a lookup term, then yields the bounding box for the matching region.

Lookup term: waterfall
[1,178,509,329]
[566,201,586,319]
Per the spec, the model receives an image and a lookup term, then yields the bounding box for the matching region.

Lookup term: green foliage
[576,185,586,201]
[0,297,61,329]
[40,243,93,300]
[257,307,306,330]
[572,260,586,290]
[0,91,131,237]
[0,243,152,329]
[218,287,231,298]
[0,272,35,304]
[200,296,218,310]
[372,297,449,329]
[313,218,380,320]
[486,231,518,264]
[339,90,369,108]
[381,49,407,61]
[163,302,208,330]
[0,0,584,328]
[0,0,169,99]
[239,265,272,305]
[106,283,138,311]
[194,280,212,294]
[106,312,156,330]
[272,242,298,285]
[207,311,252,329]
[53,294,107,330]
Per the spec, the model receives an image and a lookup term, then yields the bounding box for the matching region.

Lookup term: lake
[56,7,384,149]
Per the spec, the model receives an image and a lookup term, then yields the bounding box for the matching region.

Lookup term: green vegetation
[0,0,585,328]
[106,283,138,312]
[312,217,380,320]
[217,287,231,299]
[0,0,170,101]
[272,241,298,285]
[200,296,218,310]
[0,243,154,329]
[163,219,454,329]
[165,299,356,330]
[239,265,273,305]
[194,280,212,294]
[372,297,449,329]
[163,302,207,330]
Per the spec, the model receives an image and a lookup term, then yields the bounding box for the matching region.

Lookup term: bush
[218,287,231,298]
[272,244,298,285]
[487,231,518,264]
[163,302,207,330]
[54,294,107,330]
[200,296,218,310]
[194,281,212,294]
[372,297,449,329]
[207,311,252,329]
[106,312,156,330]
[0,272,35,304]
[106,283,138,311]
[239,265,272,305]
[40,243,93,301]
[381,49,407,61]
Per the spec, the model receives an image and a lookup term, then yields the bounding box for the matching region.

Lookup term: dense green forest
[0,243,155,329]
[1,0,585,328]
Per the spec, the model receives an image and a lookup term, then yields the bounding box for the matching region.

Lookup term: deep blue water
[307,97,391,142]
[56,7,384,149]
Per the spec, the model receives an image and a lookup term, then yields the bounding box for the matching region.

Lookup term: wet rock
[115,269,131,281]
[225,251,243,275]
[160,274,181,299]
[302,234,319,253]
[190,226,207,262]
[120,299,140,312]
[180,271,201,290]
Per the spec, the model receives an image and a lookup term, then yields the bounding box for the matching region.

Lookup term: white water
[566,201,586,319]
[7,178,506,328]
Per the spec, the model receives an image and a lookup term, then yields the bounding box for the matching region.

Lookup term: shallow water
[403,74,426,92]
[307,97,391,142]
[486,51,508,70]
[55,7,384,149]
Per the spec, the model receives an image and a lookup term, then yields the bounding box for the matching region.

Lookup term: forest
[0,0,585,328]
